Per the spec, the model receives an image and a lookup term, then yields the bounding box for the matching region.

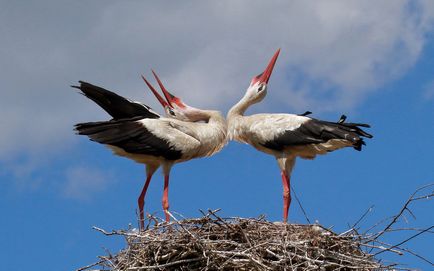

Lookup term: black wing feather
[72,81,160,119]
[263,117,373,151]
[74,118,182,160]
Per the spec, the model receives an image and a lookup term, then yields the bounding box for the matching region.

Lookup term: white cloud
[63,165,114,201]
[1,1,434,178]
[74,0,434,111]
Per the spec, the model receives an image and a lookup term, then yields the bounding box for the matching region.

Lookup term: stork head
[142,71,197,122]
[245,49,280,104]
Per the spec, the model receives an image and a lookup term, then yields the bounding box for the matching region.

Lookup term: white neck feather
[227,93,252,119]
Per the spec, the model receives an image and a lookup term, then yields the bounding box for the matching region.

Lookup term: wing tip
[71,81,88,90]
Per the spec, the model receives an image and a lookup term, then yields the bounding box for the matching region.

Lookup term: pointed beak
[152,70,186,108]
[141,75,171,108]
[252,48,280,85]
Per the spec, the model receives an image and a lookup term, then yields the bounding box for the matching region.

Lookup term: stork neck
[186,108,214,122]
[227,94,251,119]
[205,110,226,126]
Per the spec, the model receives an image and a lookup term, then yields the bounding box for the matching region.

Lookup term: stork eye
[258,84,265,92]
[168,108,175,116]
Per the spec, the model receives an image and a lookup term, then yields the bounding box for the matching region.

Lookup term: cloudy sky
[1,1,433,270]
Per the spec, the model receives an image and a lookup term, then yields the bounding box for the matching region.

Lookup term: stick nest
[82,211,395,271]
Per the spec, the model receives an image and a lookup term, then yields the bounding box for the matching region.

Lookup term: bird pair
[74,49,372,230]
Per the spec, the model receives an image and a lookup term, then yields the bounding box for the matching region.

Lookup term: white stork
[73,75,227,228]
[227,49,373,222]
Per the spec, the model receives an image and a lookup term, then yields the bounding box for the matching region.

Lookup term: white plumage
[227,49,372,222]
[229,114,310,153]
[74,75,227,228]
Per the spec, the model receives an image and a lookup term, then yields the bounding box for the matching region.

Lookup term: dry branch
[373,183,434,241]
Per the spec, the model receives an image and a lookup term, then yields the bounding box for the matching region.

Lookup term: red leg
[162,174,170,222]
[281,171,292,222]
[138,172,154,230]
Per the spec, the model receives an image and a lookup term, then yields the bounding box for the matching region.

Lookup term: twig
[75,260,105,271]
[374,226,434,257]
[352,205,375,230]
[399,247,434,266]
[374,183,434,241]
[291,184,311,224]
[92,226,116,236]
[126,257,204,270]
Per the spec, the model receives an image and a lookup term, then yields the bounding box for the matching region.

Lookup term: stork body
[74,79,227,228]
[227,49,372,222]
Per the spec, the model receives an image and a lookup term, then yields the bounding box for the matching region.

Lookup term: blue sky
[1,1,433,270]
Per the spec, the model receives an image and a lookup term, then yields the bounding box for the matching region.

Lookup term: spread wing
[74,117,189,160]
[72,81,160,119]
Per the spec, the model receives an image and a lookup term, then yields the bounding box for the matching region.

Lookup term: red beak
[251,48,280,85]
[151,70,186,109]
[141,75,170,108]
